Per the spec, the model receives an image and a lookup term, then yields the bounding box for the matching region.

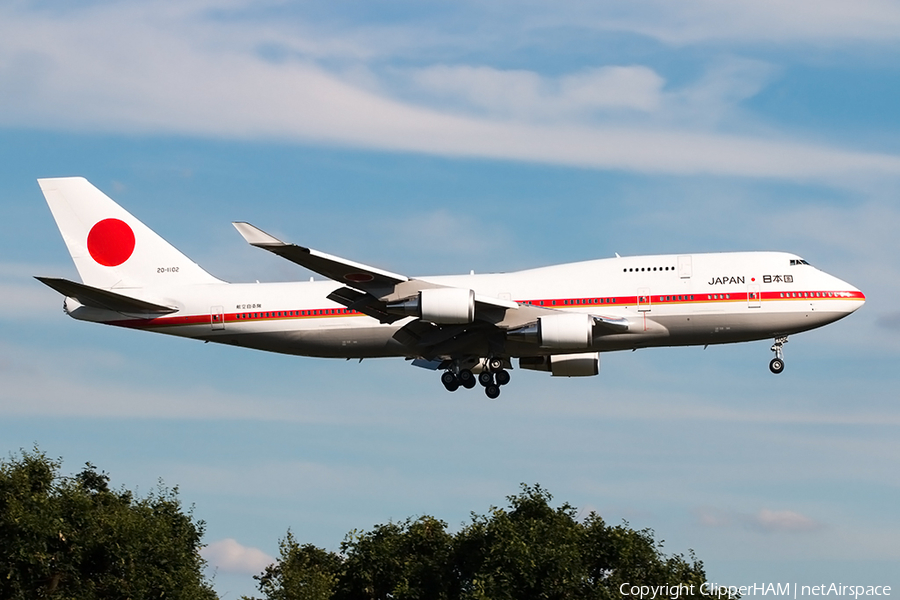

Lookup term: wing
[232,222,631,358]
[232,222,407,297]
[233,221,518,311]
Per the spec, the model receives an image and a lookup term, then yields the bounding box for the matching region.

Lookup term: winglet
[232,222,291,247]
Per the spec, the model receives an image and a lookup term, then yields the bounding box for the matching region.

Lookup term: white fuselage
[65,251,865,360]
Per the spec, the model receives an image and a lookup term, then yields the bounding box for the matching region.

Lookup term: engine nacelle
[538,313,593,349]
[419,287,475,324]
[519,352,600,377]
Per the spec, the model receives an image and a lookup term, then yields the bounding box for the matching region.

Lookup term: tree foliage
[253,531,343,600]
[0,448,217,600]
[248,484,714,600]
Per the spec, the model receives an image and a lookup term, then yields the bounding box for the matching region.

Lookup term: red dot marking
[87,219,136,267]
[751,277,756,282]
[345,272,374,283]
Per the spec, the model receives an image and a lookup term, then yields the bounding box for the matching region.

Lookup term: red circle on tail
[87,218,136,266]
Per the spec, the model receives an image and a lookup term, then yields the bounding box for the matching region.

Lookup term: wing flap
[326,286,405,324]
[497,303,632,336]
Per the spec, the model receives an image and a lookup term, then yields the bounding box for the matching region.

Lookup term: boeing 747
[36,177,865,398]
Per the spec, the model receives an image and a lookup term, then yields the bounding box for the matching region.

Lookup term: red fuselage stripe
[110,289,866,330]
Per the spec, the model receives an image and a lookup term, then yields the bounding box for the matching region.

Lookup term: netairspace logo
[619,583,892,600]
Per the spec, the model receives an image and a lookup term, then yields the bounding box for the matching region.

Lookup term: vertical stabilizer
[38,177,222,289]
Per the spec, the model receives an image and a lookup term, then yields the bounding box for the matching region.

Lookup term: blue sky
[2,0,899,596]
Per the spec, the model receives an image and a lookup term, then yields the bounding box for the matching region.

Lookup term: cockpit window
[790,259,811,266]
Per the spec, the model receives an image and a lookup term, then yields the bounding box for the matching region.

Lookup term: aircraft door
[637,287,651,312]
[748,284,761,308]
[677,255,692,278]
[211,306,225,330]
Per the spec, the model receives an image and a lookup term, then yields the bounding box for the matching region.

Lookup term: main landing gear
[441,369,476,391]
[441,358,510,398]
[769,336,788,374]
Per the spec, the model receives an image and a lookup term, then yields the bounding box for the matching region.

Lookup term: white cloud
[403,57,775,130]
[559,67,664,113]
[696,507,823,533]
[517,0,900,45]
[753,508,822,532]
[202,538,273,575]
[661,58,777,129]
[1,2,899,184]
[696,507,733,528]
[409,65,663,119]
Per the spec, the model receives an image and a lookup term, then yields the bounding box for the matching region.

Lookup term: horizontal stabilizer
[35,277,177,314]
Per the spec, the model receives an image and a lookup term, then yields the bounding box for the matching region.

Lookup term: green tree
[252,531,342,600]
[249,484,723,600]
[335,515,456,600]
[454,484,594,599]
[0,448,217,600]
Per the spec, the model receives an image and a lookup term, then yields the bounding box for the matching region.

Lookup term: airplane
[35,177,866,399]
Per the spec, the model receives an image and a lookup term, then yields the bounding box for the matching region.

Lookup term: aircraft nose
[832,275,865,313]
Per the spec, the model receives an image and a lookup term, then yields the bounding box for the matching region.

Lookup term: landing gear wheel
[478,371,494,387]
[769,336,788,375]
[487,357,503,372]
[495,370,511,386]
[485,384,501,399]
[459,369,477,389]
[441,371,460,391]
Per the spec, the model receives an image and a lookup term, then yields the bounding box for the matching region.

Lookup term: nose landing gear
[769,337,788,374]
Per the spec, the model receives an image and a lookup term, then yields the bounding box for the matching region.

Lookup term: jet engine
[387,287,475,324]
[519,352,600,377]
[507,313,594,349]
